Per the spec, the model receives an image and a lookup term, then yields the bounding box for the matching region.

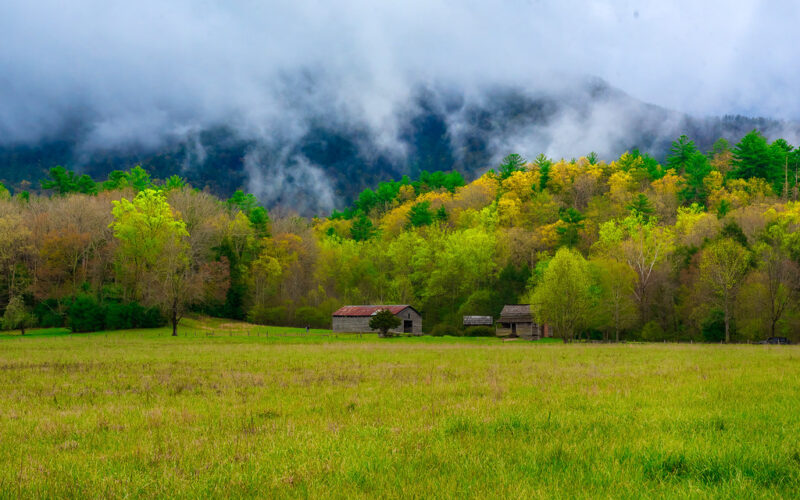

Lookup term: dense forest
[3,129,800,342]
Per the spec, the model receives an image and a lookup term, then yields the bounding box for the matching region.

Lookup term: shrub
[247,305,287,326]
[585,329,604,341]
[702,310,726,343]
[56,297,165,333]
[294,306,329,329]
[430,324,460,337]
[463,326,495,337]
[640,321,666,342]
[104,302,133,330]
[66,295,105,333]
[137,305,165,328]
[34,299,64,328]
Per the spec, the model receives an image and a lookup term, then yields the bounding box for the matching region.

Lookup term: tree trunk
[724,303,730,344]
[20,326,25,336]
[171,296,179,337]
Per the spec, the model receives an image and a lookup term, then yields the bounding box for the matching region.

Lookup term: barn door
[403,320,413,333]
[511,323,517,335]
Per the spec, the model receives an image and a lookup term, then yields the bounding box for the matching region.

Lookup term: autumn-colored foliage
[3,131,800,341]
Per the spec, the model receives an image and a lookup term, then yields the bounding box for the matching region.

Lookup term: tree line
[2,130,800,342]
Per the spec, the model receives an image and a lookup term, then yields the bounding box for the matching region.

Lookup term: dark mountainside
[1,79,796,214]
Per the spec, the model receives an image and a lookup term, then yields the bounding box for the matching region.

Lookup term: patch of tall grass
[0,330,798,497]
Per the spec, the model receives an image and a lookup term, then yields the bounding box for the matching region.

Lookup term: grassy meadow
[1,320,799,498]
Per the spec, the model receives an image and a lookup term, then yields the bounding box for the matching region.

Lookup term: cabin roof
[463,315,493,326]
[498,304,533,322]
[333,305,416,317]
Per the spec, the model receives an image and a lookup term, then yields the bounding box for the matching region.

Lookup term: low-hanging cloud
[2,1,800,210]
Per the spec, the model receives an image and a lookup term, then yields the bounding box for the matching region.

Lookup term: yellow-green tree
[590,257,638,342]
[531,247,592,342]
[1,295,36,335]
[111,189,191,335]
[699,238,751,343]
[597,215,674,322]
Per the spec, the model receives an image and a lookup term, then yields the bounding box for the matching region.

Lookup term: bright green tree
[101,166,154,192]
[531,247,593,342]
[110,189,191,336]
[626,193,654,220]
[731,130,782,187]
[535,154,552,190]
[556,207,585,247]
[369,309,401,337]
[498,153,527,179]
[666,135,698,174]
[407,201,433,227]
[127,166,154,191]
[679,153,712,205]
[227,190,269,235]
[41,166,97,195]
[350,213,376,242]
[1,295,36,335]
[162,175,187,191]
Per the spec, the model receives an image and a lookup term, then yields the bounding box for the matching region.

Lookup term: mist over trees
[3,130,800,342]
[2,81,799,215]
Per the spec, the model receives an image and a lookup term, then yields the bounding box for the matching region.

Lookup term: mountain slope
[1,78,797,214]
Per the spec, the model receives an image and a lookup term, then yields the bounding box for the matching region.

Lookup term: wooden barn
[463,316,493,327]
[495,305,549,340]
[332,305,422,335]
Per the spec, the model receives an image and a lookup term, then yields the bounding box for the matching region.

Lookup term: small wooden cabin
[496,305,549,340]
[332,305,422,335]
[463,316,493,327]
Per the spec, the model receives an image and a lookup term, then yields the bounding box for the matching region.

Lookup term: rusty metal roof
[333,305,412,317]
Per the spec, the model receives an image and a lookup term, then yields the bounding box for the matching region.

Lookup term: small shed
[495,305,548,340]
[332,305,422,335]
[463,316,493,327]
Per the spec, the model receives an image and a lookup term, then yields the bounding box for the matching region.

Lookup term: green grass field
[1,320,799,498]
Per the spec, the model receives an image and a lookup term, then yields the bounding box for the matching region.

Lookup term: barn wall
[332,316,373,333]
[332,308,422,335]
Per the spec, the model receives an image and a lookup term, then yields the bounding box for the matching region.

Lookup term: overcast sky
[1,0,799,146]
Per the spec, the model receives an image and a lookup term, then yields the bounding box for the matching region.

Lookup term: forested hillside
[2,80,797,214]
[3,129,800,342]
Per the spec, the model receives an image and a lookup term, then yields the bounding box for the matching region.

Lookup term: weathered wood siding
[496,322,535,338]
[495,322,551,340]
[332,307,422,335]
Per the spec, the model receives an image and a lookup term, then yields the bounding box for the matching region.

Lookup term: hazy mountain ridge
[1,79,798,214]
